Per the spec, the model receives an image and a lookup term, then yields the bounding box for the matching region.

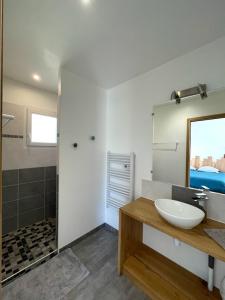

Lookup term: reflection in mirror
[152,88,225,189]
[187,115,225,194]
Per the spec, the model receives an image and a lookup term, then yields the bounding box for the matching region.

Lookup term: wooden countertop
[121,197,225,262]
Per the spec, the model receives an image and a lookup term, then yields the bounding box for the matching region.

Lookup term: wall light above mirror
[152,87,225,195]
[171,84,207,104]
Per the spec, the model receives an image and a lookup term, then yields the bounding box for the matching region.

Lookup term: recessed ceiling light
[81,0,92,6]
[32,74,41,81]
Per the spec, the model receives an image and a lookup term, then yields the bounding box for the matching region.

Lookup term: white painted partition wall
[58,69,107,249]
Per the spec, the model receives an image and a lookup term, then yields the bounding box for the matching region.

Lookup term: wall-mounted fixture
[171,84,207,104]
[90,136,95,141]
[152,142,179,151]
[2,114,15,127]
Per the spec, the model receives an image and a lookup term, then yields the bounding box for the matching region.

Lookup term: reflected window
[188,116,225,194]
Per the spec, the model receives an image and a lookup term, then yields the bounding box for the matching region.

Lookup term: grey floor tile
[65,228,148,300]
[3,227,148,299]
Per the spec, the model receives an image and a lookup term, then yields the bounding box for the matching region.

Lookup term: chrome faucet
[192,186,209,222]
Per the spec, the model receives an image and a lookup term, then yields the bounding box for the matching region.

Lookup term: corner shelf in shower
[2,113,15,127]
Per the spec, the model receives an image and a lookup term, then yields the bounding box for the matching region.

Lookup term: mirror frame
[186,113,225,189]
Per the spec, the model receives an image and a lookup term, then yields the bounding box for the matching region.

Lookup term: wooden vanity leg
[118,210,143,275]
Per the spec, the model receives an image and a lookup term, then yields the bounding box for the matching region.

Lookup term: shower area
[1,81,58,282]
[1,0,58,283]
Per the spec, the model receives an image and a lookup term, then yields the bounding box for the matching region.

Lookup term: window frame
[27,108,57,147]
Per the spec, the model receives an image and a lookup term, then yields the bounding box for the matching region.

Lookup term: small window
[27,110,57,146]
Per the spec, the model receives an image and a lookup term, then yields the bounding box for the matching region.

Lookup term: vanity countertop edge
[120,197,225,263]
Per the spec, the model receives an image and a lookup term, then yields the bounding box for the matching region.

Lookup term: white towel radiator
[106,151,135,209]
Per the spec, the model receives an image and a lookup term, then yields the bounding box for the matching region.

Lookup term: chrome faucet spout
[192,190,208,222]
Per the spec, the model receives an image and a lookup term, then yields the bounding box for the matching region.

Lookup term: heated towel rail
[106,152,135,209]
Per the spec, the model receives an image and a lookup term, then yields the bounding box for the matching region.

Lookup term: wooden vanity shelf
[118,198,225,300]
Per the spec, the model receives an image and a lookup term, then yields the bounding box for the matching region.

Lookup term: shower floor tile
[2,218,56,281]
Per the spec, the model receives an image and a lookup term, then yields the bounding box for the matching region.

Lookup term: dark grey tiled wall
[172,185,202,204]
[2,166,57,235]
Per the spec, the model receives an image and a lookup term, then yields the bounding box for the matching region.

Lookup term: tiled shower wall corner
[2,166,57,235]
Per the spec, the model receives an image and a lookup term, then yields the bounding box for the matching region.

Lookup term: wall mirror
[187,114,225,194]
[152,88,225,194]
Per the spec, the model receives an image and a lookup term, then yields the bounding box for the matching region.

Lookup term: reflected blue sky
[191,118,225,160]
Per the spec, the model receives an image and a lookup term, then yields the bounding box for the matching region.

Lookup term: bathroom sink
[154,199,205,229]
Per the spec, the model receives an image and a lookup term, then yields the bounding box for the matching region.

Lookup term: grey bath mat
[3,248,89,300]
[204,228,225,250]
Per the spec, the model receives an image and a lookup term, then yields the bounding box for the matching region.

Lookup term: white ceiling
[4,0,225,92]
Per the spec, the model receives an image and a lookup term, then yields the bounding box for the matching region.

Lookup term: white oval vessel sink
[154,199,205,229]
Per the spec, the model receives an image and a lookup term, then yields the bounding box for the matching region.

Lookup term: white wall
[3,77,57,110]
[2,77,58,169]
[106,36,225,288]
[58,68,106,249]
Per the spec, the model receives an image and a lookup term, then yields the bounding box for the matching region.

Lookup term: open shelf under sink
[123,244,221,300]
